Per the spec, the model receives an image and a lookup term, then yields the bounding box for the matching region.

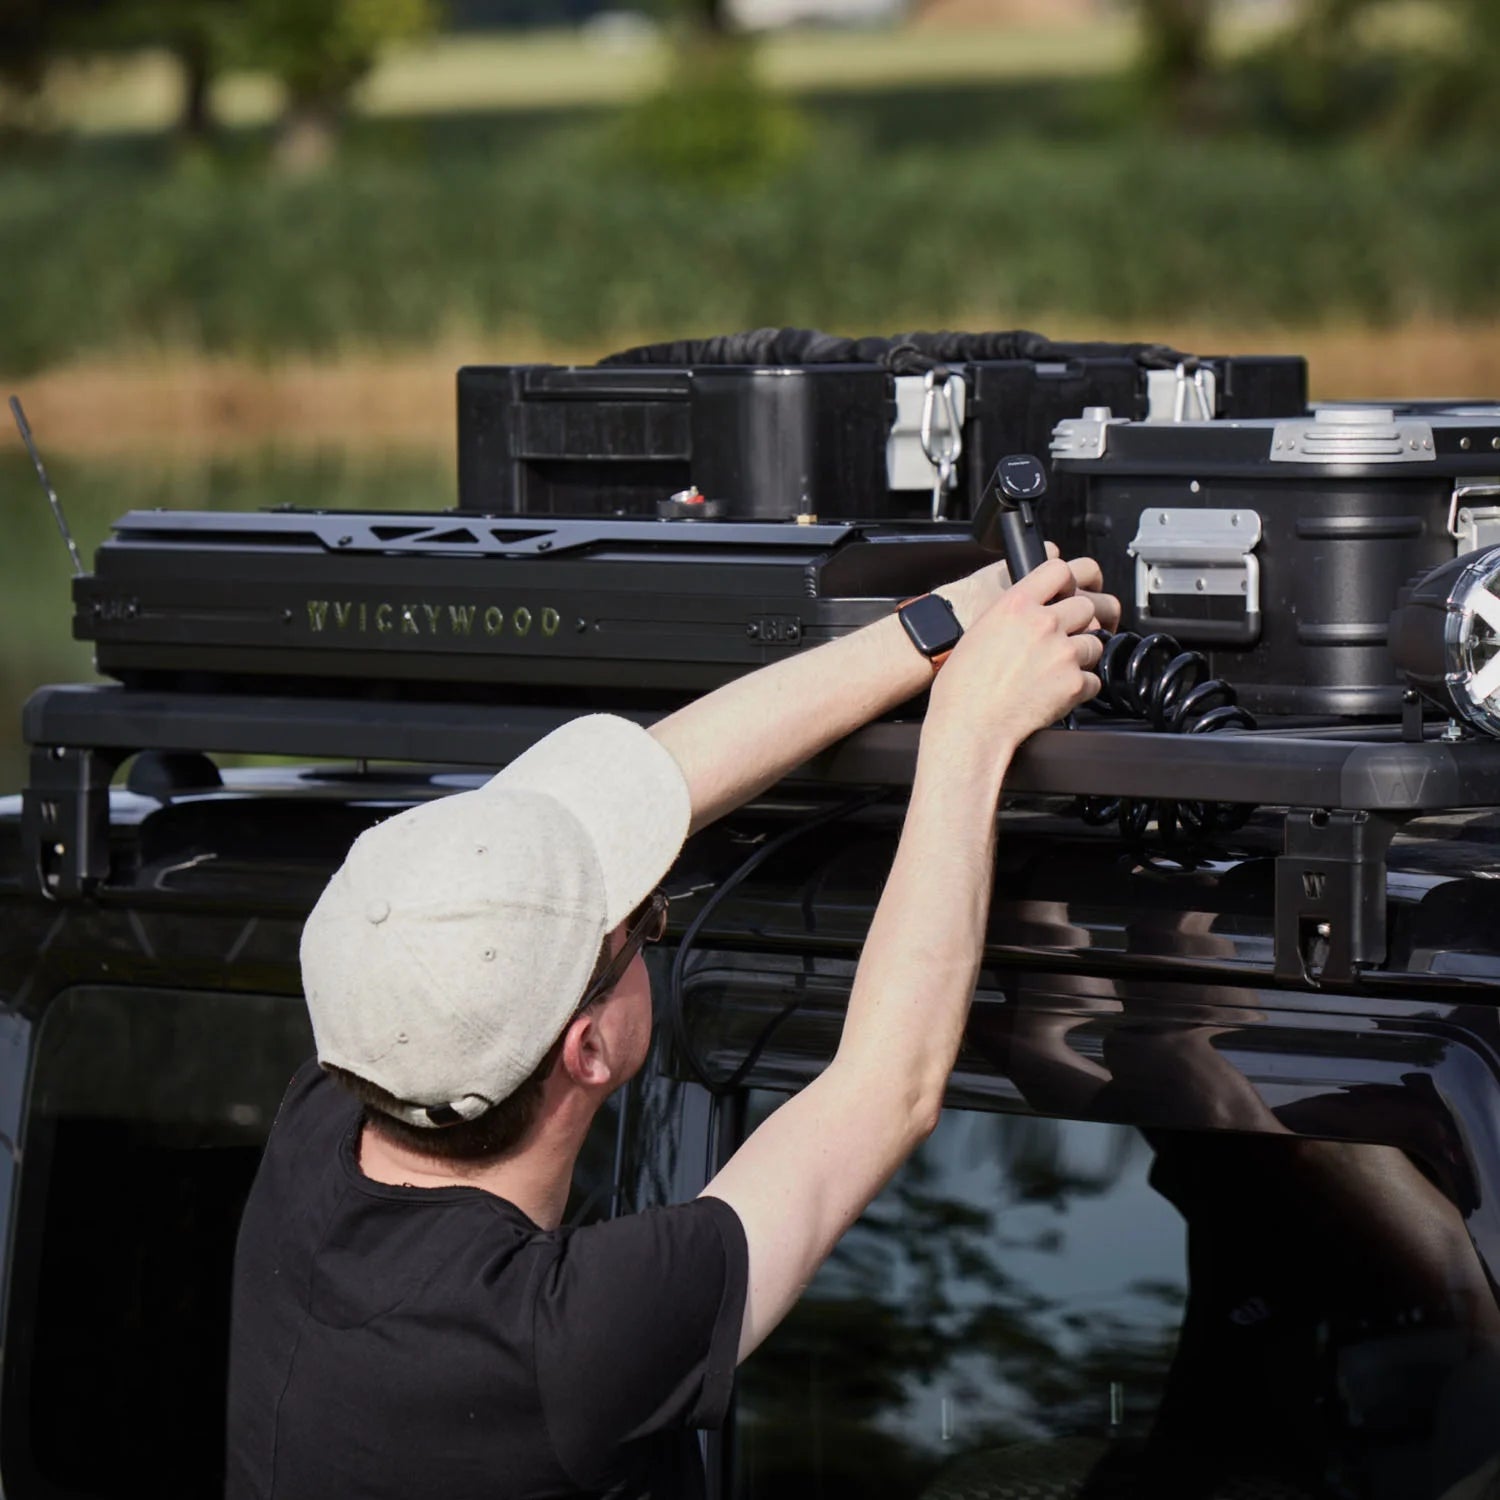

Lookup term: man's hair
[326,931,614,1163]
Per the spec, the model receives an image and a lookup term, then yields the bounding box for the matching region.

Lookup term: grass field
[3,10,1495,448]
[8,317,1500,459]
[7,105,1500,365]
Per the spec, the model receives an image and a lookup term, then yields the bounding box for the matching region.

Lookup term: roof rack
[23,682,1500,987]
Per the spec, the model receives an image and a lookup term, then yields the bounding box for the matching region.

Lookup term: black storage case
[457,353,1307,526]
[459,363,889,521]
[1052,404,1500,717]
[75,510,990,700]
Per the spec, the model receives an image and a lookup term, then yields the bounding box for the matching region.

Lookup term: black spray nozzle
[972,453,1049,582]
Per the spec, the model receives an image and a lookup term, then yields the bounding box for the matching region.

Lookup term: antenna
[10,395,84,579]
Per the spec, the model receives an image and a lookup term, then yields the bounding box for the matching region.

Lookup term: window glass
[3,986,314,1500]
[731,1091,1500,1500]
[722,1012,1500,1500]
[3,984,619,1499]
[733,1096,1185,1500]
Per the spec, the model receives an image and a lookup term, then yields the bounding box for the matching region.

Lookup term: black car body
[2,711,1499,1497]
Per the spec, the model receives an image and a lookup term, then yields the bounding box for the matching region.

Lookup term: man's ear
[560,1011,614,1090]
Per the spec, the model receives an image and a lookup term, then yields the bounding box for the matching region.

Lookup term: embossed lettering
[305,598,567,642]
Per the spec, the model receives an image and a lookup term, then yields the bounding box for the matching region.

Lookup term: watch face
[900,594,962,658]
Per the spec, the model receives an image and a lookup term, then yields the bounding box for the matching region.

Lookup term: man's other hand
[929,556,1106,754]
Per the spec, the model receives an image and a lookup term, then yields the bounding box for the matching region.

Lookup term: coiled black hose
[1079,630,1256,842]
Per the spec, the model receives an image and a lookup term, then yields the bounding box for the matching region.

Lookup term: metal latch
[1145,362,1217,422]
[1271,407,1437,464]
[1128,507,1263,646]
[887,371,967,516]
[1446,481,1500,554]
[1049,405,1128,461]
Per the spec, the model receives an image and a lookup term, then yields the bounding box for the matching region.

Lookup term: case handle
[1446,481,1500,551]
[1129,507,1264,648]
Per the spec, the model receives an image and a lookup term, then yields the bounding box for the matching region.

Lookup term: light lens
[1390,544,1500,737]
[1449,555,1500,729]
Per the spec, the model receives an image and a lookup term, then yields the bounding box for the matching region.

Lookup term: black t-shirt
[227,1062,749,1500]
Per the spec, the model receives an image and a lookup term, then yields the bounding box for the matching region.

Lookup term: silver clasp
[919,367,963,522]
[1173,362,1213,423]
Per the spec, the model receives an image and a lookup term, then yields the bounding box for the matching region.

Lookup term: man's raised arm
[696,559,1108,1361]
[649,554,1119,834]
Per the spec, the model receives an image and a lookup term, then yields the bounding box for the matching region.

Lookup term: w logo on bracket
[1302,870,1327,901]
[1354,751,1433,809]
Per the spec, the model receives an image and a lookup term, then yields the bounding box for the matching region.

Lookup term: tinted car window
[731,1091,1500,1500]
[688,962,1500,1500]
[733,1097,1185,1500]
[3,986,313,1499]
[2,984,620,1500]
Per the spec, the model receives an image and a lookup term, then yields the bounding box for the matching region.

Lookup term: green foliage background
[2,103,1497,374]
[4,3,1500,372]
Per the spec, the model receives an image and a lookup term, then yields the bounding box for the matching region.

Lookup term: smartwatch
[897,593,962,671]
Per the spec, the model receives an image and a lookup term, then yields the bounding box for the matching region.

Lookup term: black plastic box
[456,355,1308,525]
[1052,404,1500,717]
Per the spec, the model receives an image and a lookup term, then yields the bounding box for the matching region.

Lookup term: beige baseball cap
[300,715,691,1126]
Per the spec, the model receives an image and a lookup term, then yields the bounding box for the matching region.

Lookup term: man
[227,551,1118,1500]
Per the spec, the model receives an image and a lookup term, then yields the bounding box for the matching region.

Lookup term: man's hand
[937,545,1121,635]
[930,556,1106,756]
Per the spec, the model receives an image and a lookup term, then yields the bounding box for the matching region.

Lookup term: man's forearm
[649,609,936,834]
[699,720,1012,1361]
[830,719,1009,1126]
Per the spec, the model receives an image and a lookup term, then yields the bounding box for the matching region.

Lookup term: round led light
[1389,544,1500,736]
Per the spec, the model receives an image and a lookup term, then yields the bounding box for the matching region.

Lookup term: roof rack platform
[22,683,1500,987]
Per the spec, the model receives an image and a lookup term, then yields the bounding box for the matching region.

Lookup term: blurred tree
[112,2,243,140]
[444,0,615,22]
[1132,0,1218,130]
[0,0,239,141]
[680,0,731,33]
[616,0,806,190]
[135,3,240,139]
[0,0,113,117]
[244,0,440,173]
[0,0,64,98]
